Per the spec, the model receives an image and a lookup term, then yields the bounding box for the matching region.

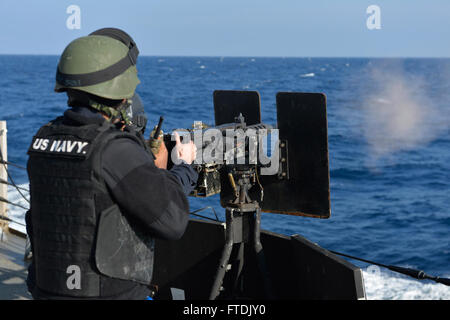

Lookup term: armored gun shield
[214,90,261,126]
[215,90,330,219]
[257,92,330,218]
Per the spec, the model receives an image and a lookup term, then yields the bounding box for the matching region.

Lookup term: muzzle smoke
[361,67,446,163]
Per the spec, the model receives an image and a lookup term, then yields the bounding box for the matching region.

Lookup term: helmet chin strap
[89,99,132,126]
[117,100,132,126]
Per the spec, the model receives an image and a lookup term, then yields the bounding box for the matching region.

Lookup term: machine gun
[163,90,330,217]
[164,112,274,198]
[161,90,331,299]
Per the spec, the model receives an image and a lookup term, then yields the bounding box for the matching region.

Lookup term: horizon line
[0,53,449,59]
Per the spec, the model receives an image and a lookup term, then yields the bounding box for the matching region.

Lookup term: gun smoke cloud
[361,65,448,164]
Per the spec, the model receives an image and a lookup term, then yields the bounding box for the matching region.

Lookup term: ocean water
[1,55,449,299]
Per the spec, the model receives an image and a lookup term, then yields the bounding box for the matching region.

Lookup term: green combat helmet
[55,30,140,100]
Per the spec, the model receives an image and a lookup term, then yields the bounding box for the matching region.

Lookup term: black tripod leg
[253,208,273,299]
[231,242,245,296]
[209,209,235,300]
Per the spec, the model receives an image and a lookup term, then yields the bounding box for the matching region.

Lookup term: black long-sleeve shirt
[102,134,198,240]
[70,106,198,240]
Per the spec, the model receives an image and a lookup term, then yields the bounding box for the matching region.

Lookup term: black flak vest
[27,117,154,297]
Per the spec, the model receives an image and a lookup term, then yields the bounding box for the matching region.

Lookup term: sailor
[25,28,198,299]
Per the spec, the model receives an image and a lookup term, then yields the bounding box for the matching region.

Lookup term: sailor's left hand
[153,138,168,169]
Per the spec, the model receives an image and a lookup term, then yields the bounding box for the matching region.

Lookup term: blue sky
[0,0,449,57]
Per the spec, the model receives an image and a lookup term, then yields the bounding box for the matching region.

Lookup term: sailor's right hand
[173,132,197,165]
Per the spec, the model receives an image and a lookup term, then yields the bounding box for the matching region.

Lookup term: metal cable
[0,145,29,204]
[190,206,221,222]
[0,178,29,192]
[329,249,450,286]
[0,160,26,170]
[0,215,26,226]
[0,196,29,210]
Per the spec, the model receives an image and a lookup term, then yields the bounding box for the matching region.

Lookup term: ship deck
[0,229,31,300]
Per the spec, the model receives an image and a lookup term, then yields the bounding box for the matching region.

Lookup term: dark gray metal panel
[213,90,261,126]
[151,219,225,299]
[258,92,331,218]
[241,229,295,299]
[242,231,365,299]
[151,219,365,300]
[288,234,366,300]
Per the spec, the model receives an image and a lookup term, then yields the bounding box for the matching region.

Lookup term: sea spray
[362,266,450,300]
